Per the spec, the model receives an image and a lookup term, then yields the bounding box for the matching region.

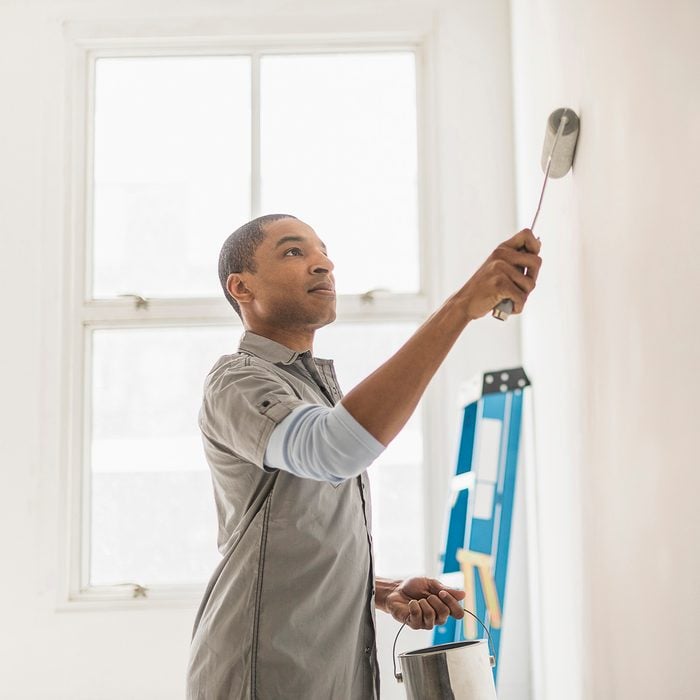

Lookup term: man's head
[219,214,336,333]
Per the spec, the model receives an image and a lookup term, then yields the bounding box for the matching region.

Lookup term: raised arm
[341,229,542,445]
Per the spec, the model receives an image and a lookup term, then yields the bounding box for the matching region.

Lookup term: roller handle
[493,109,572,321]
[491,245,527,321]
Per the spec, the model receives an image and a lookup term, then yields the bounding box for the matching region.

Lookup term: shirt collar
[238,330,310,366]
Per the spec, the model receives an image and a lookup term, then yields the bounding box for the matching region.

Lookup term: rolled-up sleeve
[264,403,386,484]
[198,359,308,470]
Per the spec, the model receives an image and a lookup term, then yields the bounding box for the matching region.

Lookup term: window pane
[92,57,251,299]
[89,325,240,585]
[313,322,424,577]
[260,53,420,295]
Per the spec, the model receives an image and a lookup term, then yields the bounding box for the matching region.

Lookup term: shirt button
[364,646,372,655]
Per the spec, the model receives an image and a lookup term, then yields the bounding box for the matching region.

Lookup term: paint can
[394,609,497,699]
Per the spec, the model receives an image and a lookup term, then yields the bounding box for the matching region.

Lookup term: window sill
[56,583,206,612]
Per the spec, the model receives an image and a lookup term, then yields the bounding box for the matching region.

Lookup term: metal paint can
[393,607,498,699]
[397,639,497,700]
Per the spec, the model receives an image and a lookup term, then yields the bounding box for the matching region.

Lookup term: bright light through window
[261,52,420,295]
[92,56,251,299]
[89,326,234,585]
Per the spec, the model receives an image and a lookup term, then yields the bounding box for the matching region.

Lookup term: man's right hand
[455,228,543,322]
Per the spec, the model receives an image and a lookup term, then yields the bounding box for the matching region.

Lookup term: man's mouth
[308,282,335,295]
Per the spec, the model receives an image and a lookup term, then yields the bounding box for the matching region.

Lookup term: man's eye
[284,247,303,256]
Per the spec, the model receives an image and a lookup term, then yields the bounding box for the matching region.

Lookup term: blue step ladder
[433,367,531,684]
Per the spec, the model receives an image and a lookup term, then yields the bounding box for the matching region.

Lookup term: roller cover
[541,107,580,178]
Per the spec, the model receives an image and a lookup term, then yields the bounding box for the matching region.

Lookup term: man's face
[239,218,337,330]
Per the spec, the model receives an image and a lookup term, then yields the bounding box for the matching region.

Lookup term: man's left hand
[382,577,466,630]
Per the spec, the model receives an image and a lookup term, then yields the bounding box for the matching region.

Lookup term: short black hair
[218,213,298,318]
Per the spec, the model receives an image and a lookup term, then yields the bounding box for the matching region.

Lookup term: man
[187,214,542,699]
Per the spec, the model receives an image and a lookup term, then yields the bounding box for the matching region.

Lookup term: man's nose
[310,251,334,274]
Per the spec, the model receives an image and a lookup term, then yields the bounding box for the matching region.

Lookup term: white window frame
[59,26,444,609]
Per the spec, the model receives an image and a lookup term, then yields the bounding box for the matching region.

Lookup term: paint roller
[492,107,580,321]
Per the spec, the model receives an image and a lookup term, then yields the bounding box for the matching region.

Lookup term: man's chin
[314,309,337,329]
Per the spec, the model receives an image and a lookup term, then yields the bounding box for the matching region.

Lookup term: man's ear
[226,273,254,306]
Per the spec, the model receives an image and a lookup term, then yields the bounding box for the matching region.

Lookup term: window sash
[84,44,428,304]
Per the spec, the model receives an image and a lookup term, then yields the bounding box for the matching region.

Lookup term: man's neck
[244,322,314,353]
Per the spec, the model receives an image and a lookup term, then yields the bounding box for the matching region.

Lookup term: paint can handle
[392,606,497,683]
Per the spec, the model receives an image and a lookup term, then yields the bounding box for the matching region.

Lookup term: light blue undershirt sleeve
[263,402,386,485]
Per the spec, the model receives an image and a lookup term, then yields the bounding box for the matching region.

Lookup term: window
[68,42,430,602]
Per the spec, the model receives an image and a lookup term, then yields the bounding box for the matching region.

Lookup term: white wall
[0,1,522,698]
[510,0,700,698]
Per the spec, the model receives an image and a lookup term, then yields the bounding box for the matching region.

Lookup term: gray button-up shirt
[187,331,379,699]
